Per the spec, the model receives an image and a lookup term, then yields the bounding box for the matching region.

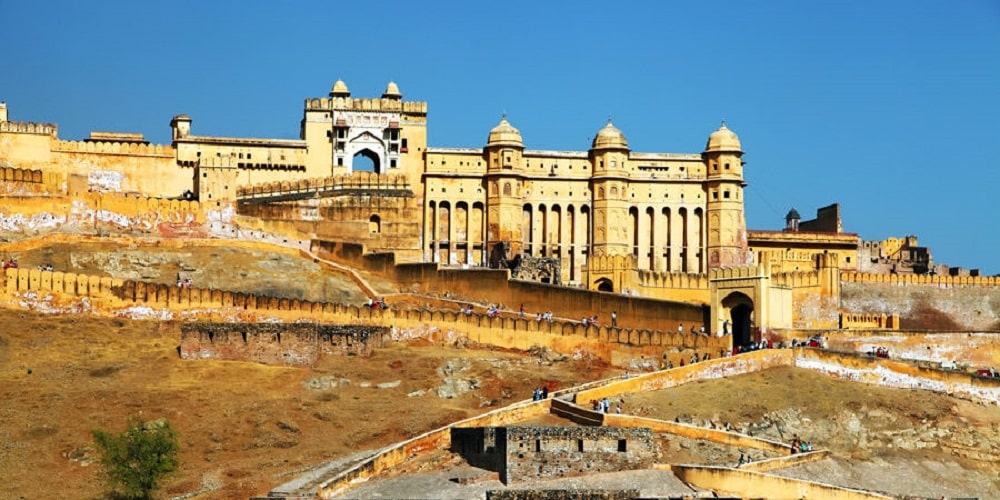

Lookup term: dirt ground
[0,308,618,499]
[3,242,1000,499]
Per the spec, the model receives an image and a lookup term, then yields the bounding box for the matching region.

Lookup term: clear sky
[3,1,999,273]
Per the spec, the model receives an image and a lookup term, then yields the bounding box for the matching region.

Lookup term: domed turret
[591,119,629,150]
[486,114,523,148]
[785,208,801,231]
[705,121,742,153]
[329,79,350,98]
[382,81,402,100]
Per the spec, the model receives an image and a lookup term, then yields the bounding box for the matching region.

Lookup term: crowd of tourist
[2,258,20,270]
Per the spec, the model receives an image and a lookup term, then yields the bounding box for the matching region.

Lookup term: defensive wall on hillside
[841,273,1000,331]
[236,172,412,201]
[310,239,710,331]
[305,348,977,499]
[0,267,727,368]
[179,322,388,366]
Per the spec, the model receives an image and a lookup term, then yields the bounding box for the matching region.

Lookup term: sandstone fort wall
[840,279,1000,331]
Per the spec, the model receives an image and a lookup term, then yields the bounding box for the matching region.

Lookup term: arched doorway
[595,278,614,292]
[353,149,380,174]
[721,292,755,347]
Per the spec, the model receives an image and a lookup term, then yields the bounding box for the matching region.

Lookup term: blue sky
[3,1,999,273]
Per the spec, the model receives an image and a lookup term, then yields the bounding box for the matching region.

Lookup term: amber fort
[2,81,1000,499]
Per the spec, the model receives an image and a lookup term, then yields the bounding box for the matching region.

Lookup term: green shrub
[92,417,179,499]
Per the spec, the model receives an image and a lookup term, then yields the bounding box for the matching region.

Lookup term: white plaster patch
[115,305,174,321]
[795,356,1000,404]
[0,212,67,232]
[206,204,235,223]
[87,170,124,191]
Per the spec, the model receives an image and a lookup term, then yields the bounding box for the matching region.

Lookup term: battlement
[0,120,57,136]
[53,139,173,157]
[636,270,711,290]
[1,166,46,184]
[839,313,899,330]
[709,264,767,281]
[305,97,427,115]
[841,270,1000,287]
[771,269,821,288]
[586,254,637,273]
[237,172,411,199]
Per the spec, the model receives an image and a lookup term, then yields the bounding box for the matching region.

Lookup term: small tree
[92,417,179,500]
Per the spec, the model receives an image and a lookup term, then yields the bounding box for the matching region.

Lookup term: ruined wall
[179,322,388,366]
[485,490,640,500]
[450,426,655,484]
[840,272,1000,330]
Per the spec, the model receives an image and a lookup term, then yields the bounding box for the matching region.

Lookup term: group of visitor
[176,277,194,288]
[531,386,549,400]
[790,436,814,453]
[867,346,890,358]
[2,258,19,270]
[590,397,621,414]
[365,297,388,310]
[677,323,707,336]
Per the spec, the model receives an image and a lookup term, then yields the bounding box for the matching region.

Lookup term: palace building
[2,80,931,342]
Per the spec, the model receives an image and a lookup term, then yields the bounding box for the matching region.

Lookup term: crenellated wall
[840,274,1000,330]
[304,96,428,114]
[311,239,711,334]
[838,313,899,330]
[236,172,411,199]
[53,139,173,157]
[0,166,64,195]
[842,270,1000,287]
[0,120,58,136]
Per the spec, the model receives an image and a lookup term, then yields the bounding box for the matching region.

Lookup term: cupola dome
[382,81,402,99]
[705,121,742,153]
[486,115,523,147]
[329,79,350,98]
[591,119,629,150]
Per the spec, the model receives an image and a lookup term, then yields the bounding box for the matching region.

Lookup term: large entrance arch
[594,277,614,292]
[353,149,380,174]
[721,292,755,347]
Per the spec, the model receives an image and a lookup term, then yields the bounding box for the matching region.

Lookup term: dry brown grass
[0,308,614,499]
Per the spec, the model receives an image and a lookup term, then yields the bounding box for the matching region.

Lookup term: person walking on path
[611,311,618,327]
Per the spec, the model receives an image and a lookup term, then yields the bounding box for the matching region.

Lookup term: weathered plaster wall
[841,280,1000,331]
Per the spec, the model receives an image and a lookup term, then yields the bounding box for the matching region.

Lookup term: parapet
[305,96,427,116]
[0,120,57,136]
[53,139,173,157]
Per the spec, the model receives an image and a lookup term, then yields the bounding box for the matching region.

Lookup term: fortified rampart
[1,266,726,370]
[179,322,388,366]
[304,347,991,499]
[310,239,710,332]
[840,273,1000,331]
